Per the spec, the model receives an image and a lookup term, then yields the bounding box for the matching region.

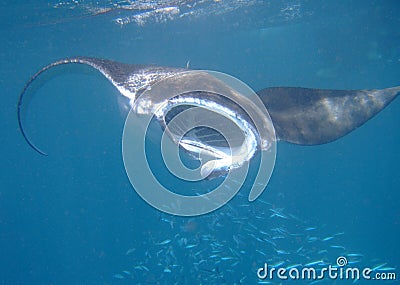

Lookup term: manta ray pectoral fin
[17,57,137,155]
[257,86,400,145]
[17,57,183,155]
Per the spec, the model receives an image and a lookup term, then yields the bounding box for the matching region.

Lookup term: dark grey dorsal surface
[257,86,399,145]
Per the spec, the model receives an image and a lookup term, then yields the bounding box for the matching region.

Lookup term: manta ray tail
[257,86,399,145]
[17,57,135,155]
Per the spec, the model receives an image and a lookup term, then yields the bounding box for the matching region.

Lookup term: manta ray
[17,57,399,179]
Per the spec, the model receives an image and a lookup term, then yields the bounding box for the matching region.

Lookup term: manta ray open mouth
[151,92,262,178]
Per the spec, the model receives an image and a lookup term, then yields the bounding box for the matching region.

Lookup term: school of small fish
[112,191,396,284]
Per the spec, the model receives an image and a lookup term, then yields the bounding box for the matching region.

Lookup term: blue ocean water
[1,1,399,284]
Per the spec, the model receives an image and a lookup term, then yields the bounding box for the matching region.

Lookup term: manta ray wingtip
[17,102,48,156]
[29,144,48,156]
[17,57,101,156]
